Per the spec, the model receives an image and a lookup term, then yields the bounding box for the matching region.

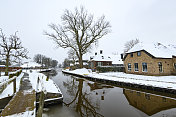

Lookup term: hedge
[96,66,124,73]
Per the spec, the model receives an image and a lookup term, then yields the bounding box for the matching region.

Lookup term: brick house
[89,50,112,71]
[122,43,176,75]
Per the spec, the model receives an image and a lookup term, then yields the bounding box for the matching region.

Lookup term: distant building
[122,42,176,75]
[75,60,89,69]
[21,62,42,69]
[0,65,22,72]
[89,50,112,71]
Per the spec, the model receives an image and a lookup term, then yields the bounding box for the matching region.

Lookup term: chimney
[121,54,123,60]
[100,50,103,54]
[95,52,97,55]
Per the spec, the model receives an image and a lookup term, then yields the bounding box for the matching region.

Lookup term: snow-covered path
[62,68,176,90]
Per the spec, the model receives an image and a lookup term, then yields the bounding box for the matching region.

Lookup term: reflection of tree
[63,76,103,117]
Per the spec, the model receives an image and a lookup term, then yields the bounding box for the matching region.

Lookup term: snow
[0,76,9,83]
[27,70,61,94]
[127,42,176,58]
[110,55,123,64]
[5,110,35,117]
[90,54,112,61]
[21,62,41,68]
[63,68,176,90]
[0,73,24,99]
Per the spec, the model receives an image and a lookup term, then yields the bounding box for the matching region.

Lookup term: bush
[96,66,124,73]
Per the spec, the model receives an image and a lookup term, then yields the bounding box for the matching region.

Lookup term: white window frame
[98,62,102,66]
[142,62,147,72]
[128,63,131,71]
[158,62,163,73]
[134,63,139,72]
[137,51,141,56]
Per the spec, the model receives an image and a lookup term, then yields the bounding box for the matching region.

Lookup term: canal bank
[43,69,176,117]
[62,69,176,95]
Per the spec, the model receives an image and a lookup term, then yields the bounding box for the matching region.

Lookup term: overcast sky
[0,0,176,63]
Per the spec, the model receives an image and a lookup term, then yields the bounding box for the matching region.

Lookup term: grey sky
[1,0,176,63]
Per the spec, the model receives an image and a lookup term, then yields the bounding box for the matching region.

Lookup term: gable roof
[126,42,176,58]
[90,54,112,62]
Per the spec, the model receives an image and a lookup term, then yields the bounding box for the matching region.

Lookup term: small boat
[36,81,63,107]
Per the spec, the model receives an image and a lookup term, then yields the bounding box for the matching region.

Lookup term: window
[128,63,131,71]
[130,53,133,57]
[107,62,109,66]
[134,63,138,72]
[174,63,176,70]
[158,62,163,72]
[145,94,150,100]
[137,51,141,56]
[98,62,102,66]
[142,63,147,72]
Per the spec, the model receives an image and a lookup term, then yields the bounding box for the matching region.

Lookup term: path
[0,72,36,117]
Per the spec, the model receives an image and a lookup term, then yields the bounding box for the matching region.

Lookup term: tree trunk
[79,55,83,68]
[5,56,9,76]
[76,79,83,112]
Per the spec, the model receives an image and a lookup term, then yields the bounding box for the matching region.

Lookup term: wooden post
[13,78,16,94]
[37,91,45,117]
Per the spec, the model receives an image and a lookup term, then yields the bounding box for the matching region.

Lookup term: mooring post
[37,91,45,117]
[13,78,16,94]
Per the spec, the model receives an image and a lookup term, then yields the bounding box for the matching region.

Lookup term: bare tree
[0,29,28,75]
[68,49,77,66]
[34,54,58,68]
[124,39,139,53]
[44,6,111,68]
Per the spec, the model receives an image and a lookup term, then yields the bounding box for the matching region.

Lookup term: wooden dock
[0,73,36,117]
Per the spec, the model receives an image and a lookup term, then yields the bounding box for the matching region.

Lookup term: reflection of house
[89,50,112,71]
[87,82,113,91]
[123,89,176,116]
[122,43,176,75]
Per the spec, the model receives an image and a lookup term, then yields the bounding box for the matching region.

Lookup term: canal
[43,69,176,117]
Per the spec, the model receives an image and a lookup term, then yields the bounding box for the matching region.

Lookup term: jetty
[0,70,63,116]
[0,73,36,117]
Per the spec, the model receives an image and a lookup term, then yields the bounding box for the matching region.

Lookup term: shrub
[96,66,125,73]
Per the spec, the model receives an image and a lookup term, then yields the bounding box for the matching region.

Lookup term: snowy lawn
[63,68,176,90]
[0,72,24,99]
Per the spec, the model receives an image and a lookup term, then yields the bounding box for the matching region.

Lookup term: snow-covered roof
[110,55,123,64]
[90,54,112,62]
[127,42,176,58]
[21,62,42,68]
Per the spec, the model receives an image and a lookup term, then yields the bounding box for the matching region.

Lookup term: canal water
[43,69,176,117]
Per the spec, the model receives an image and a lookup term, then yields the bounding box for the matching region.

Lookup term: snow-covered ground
[5,110,35,117]
[27,70,61,94]
[63,68,176,90]
[0,73,24,99]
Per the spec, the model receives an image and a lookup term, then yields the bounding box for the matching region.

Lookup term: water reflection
[63,76,105,117]
[43,70,176,117]
[123,89,176,116]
